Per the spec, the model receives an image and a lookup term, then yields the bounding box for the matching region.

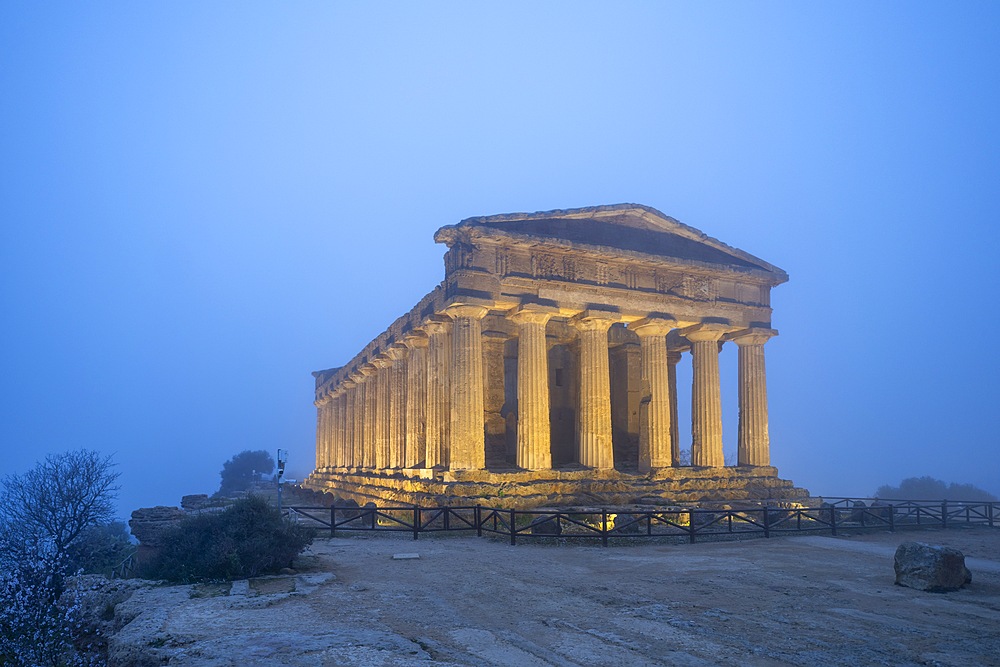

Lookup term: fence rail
[286,498,997,546]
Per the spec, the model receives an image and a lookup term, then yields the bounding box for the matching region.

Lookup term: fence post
[688,509,696,544]
[942,500,948,530]
[331,506,336,538]
[413,506,420,541]
[763,506,770,539]
[830,505,838,537]
[476,505,482,537]
[990,503,995,528]
[509,509,516,546]
[888,504,895,532]
[602,510,609,547]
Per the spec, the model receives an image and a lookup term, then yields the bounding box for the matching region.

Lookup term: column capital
[509,303,558,326]
[667,350,683,365]
[359,363,377,377]
[341,378,357,390]
[402,331,429,349]
[572,309,620,332]
[349,370,365,383]
[372,354,391,370]
[386,344,407,361]
[422,315,452,336]
[681,322,731,342]
[444,304,490,320]
[631,316,677,337]
[726,327,778,347]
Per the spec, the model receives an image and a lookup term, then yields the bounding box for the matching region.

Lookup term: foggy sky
[2,3,998,519]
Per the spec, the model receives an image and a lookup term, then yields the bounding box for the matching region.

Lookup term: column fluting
[685,324,729,467]
[372,356,391,470]
[632,317,677,471]
[511,306,555,470]
[731,328,776,466]
[446,304,489,470]
[424,318,451,468]
[342,381,356,468]
[387,345,408,469]
[403,333,428,468]
[573,312,617,469]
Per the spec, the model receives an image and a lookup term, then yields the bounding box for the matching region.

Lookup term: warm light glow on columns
[337,392,350,468]
[359,364,377,468]
[667,351,682,467]
[730,328,777,467]
[510,305,556,470]
[342,380,357,468]
[387,344,408,469]
[684,323,729,467]
[372,356,392,470]
[632,317,677,471]
[329,391,342,468]
[349,371,365,468]
[573,311,618,469]
[424,317,451,468]
[314,398,326,469]
[402,333,428,468]
[446,304,489,470]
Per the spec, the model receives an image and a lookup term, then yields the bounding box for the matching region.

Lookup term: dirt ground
[109,526,1000,666]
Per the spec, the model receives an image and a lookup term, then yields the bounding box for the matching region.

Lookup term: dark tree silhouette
[874,476,997,502]
[0,449,120,564]
[218,449,275,496]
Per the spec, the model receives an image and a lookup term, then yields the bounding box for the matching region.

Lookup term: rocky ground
[106,526,1000,666]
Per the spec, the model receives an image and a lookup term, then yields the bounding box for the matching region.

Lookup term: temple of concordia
[303,204,809,508]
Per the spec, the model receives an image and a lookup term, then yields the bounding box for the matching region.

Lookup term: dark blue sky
[2,3,998,517]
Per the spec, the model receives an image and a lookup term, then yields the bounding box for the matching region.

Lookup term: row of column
[315,305,775,473]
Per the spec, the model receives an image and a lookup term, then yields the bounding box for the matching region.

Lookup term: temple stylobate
[303,204,809,508]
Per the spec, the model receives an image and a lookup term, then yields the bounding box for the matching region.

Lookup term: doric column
[572,310,618,469]
[350,371,365,469]
[314,398,326,469]
[667,351,682,466]
[338,390,350,468]
[341,380,356,468]
[684,323,729,467]
[632,317,677,471]
[387,344,408,469]
[510,304,556,470]
[481,330,508,467]
[328,392,340,468]
[730,328,777,466]
[446,304,489,470]
[360,364,377,468]
[372,355,391,470]
[424,317,451,468]
[402,333,428,468]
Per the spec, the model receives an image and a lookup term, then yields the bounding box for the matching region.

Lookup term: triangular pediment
[441,204,786,280]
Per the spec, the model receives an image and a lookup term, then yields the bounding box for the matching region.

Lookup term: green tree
[218,449,275,496]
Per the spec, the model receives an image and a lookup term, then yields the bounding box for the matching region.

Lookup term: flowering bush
[0,539,100,667]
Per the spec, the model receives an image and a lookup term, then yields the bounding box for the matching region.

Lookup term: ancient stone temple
[303,204,809,508]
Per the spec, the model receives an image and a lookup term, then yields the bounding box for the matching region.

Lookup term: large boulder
[894,541,972,592]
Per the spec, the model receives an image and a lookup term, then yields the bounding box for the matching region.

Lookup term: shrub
[65,521,135,577]
[142,496,312,582]
[874,476,998,502]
